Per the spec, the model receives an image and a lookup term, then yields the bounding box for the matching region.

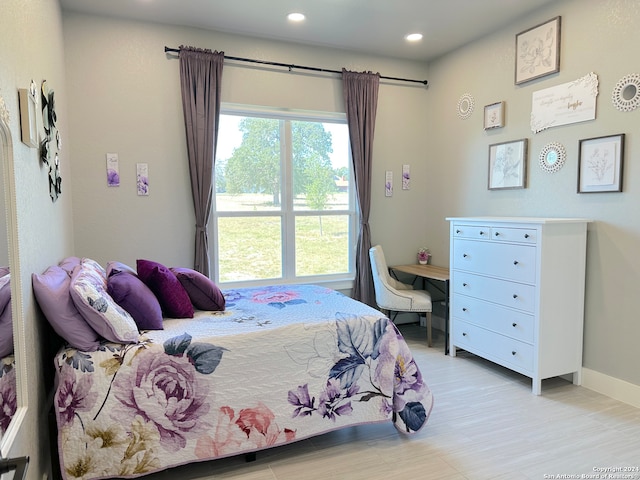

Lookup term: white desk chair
[369,245,433,346]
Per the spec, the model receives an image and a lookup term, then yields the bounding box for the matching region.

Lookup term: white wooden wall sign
[530,72,599,134]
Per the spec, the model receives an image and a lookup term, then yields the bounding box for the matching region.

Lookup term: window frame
[212,103,358,290]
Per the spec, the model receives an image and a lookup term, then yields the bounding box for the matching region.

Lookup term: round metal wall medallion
[538,142,566,173]
[612,73,640,112]
[457,93,475,119]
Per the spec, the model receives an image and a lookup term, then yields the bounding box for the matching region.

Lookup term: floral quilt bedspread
[0,355,16,436]
[54,285,433,480]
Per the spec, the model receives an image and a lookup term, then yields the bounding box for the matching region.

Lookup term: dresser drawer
[452,238,536,284]
[452,320,534,372]
[452,271,536,313]
[491,226,537,244]
[452,294,534,343]
[452,224,491,240]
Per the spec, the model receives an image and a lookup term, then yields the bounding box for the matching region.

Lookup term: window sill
[219,277,355,295]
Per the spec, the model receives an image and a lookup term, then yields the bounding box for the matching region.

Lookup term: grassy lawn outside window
[213,106,357,288]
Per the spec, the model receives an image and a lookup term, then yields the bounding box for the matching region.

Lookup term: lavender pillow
[0,275,12,357]
[70,262,139,344]
[107,271,163,330]
[0,307,13,357]
[171,267,225,311]
[58,256,81,275]
[0,274,10,319]
[0,267,9,277]
[32,266,101,351]
[136,259,194,318]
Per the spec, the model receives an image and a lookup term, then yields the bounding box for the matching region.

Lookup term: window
[213,105,357,288]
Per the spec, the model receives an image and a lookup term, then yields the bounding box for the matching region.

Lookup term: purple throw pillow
[106,261,137,278]
[0,274,10,319]
[107,271,163,330]
[32,266,101,351]
[136,259,194,319]
[171,267,225,311]
[0,275,13,358]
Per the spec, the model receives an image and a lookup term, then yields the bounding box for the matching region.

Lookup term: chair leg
[426,312,432,347]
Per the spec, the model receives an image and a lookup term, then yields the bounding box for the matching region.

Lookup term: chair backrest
[369,244,404,309]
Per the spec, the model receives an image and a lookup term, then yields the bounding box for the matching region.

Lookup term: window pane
[292,121,350,211]
[216,115,282,211]
[218,217,282,282]
[295,215,350,276]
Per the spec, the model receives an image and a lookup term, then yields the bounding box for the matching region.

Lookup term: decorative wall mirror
[457,93,475,119]
[0,93,27,458]
[612,73,640,112]
[538,141,566,173]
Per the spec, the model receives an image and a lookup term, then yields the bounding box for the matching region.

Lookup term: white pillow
[70,260,139,343]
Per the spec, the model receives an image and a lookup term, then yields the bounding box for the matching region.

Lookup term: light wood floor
[145,325,640,480]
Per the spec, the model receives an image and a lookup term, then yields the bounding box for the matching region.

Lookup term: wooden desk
[390,264,450,354]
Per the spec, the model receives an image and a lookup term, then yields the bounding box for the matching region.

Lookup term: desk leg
[444,279,450,356]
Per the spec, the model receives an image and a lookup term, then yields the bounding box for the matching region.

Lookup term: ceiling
[59,0,559,62]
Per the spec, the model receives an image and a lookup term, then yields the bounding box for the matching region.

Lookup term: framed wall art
[515,16,561,85]
[484,101,504,129]
[577,133,625,193]
[385,170,393,197]
[18,80,38,148]
[488,138,528,190]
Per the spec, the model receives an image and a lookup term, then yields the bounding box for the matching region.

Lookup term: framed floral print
[515,16,561,85]
[577,134,625,193]
[484,101,505,129]
[488,138,528,190]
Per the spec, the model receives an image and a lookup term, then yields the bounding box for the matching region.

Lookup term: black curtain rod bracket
[164,46,427,86]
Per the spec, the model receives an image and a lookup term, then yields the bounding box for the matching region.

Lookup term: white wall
[427,0,640,387]
[0,1,75,478]
[62,13,431,273]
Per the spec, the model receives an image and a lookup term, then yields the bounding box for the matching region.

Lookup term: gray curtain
[342,69,380,307]
[179,46,224,276]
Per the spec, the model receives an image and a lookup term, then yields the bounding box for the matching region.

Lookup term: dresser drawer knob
[512,323,517,327]
[463,253,468,258]
[463,283,468,287]
[524,234,530,239]
[456,229,461,234]
[513,260,519,265]
[462,332,467,336]
[479,231,485,235]
[494,232,500,237]
[462,307,467,312]
[511,351,517,356]
[512,294,518,299]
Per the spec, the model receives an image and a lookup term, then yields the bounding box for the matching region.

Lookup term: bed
[39,260,433,480]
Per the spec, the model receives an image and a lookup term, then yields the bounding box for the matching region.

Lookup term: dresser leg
[573,369,582,386]
[532,379,542,395]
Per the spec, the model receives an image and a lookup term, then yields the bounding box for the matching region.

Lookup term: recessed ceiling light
[405,33,423,42]
[287,12,306,22]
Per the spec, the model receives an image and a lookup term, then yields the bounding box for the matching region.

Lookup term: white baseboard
[582,367,640,409]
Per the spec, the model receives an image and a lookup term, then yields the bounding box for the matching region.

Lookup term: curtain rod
[164,46,428,86]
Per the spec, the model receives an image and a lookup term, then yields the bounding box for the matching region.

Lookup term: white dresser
[446,217,589,394]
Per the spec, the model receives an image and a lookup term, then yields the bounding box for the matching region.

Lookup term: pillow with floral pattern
[70,261,139,343]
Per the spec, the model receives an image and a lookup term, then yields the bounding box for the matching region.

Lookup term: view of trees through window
[213,109,355,285]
